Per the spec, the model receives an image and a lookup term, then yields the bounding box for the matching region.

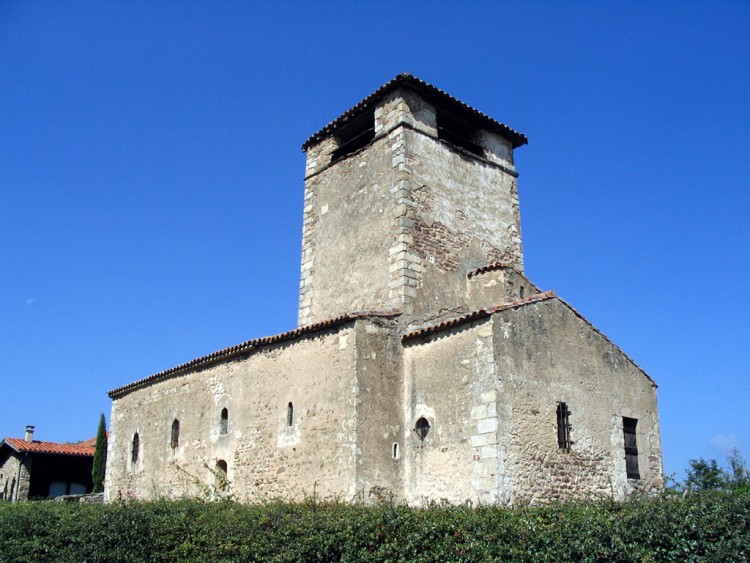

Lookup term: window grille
[556,402,572,450]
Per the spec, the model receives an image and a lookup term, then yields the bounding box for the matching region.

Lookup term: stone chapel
[105,74,663,504]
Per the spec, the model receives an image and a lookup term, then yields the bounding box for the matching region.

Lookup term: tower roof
[301,73,528,151]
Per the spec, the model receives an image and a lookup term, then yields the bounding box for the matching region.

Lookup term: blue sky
[1,2,748,480]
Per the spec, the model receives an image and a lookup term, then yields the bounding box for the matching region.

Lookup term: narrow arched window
[215,459,228,492]
[287,402,294,426]
[171,419,180,449]
[220,408,228,434]
[131,432,139,464]
[392,442,400,460]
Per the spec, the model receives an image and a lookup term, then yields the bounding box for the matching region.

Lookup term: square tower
[299,74,528,326]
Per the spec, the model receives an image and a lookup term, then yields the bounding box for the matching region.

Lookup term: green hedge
[0,492,748,562]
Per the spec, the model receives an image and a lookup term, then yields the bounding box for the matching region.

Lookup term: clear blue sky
[2,2,748,480]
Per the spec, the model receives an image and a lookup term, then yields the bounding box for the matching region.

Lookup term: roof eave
[301,73,528,151]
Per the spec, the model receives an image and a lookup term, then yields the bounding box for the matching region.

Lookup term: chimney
[25,425,35,443]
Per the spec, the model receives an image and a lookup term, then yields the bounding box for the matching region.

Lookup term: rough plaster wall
[467,268,542,310]
[353,320,404,502]
[403,320,502,504]
[493,299,663,504]
[299,136,401,325]
[106,326,360,502]
[0,453,31,501]
[403,130,524,318]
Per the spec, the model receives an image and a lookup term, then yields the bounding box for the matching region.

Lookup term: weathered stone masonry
[105,73,663,505]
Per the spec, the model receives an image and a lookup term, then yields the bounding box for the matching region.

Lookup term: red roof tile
[302,73,528,151]
[403,291,556,340]
[3,437,95,456]
[108,311,400,399]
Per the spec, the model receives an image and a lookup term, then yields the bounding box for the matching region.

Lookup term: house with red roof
[0,426,95,501]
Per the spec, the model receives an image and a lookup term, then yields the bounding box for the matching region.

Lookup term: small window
[331,109,375,162]
[519,286,525,299]
[556,402,572,450]
[392,442,400,460]
[220,408,228,435]
[623,417,640,479]
[437,110,483,156]
[215,459,228,492]
[131,432,140,465]
[171,419,180,449]
[415,417,430,440]
[287,402,294,426]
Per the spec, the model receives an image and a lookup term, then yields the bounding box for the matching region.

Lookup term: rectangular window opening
[623,417,640,479]
[331,110,375,162]
[556,402,572,451]
[437,110,483,157]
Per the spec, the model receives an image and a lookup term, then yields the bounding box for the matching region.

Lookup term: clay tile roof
[403,291,556,340]
[108,311,401,399]
[301,73,528,151]
[467,261,513,278]
[2,437,95,456]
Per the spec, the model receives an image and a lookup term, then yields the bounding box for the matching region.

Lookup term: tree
[726,448,750,492]
[92,413,107,493]
[683,448,750,493]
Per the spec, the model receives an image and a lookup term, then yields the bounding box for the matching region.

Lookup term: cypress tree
[92,413,107,493]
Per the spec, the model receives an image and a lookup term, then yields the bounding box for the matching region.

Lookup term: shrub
[0,492,747,562]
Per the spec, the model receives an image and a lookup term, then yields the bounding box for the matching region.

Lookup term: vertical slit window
[220,408,228,435]
[131,433,139,465]
[287,402,294,426]
[171,419,180,449]
[556,402,572,450]
[623,417,640,479]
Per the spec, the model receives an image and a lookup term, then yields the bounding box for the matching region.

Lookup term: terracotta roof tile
[3,437,95,456]
[403,291,556,340]
[302,73,528,151]
[108,311,400,398]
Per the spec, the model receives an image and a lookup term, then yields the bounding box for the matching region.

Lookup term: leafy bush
[0,492,747,562]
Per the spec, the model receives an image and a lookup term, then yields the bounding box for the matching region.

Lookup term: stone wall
[106,324,363,502]
[352,319,404,502]
[300,133,401,325]
[493,299,663,503]
[467,266,541,310]
[299,88,525,325]
[402,319,502,504]
[0,451,31,501]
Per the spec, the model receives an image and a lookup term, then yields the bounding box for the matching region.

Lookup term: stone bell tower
[298,74,528,326]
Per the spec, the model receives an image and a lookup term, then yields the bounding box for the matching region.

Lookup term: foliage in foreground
[0,491,748,562]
